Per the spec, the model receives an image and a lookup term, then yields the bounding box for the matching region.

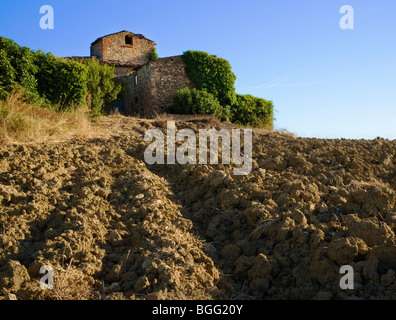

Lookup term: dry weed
[0,91,93,145]
[49,260,101,300]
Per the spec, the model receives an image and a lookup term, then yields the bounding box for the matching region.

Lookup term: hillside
[0,115,396,300]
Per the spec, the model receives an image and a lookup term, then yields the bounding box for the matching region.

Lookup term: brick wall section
[125,56,195,117]
[90,31,156,65]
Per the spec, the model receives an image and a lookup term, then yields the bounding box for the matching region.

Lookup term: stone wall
[113,66,136,77]
[149,56,195,114]
[90,32,195,117]
[90,41,103,59]
[90,31,156,65]
[125,56,195,117]
[123,64,152,116]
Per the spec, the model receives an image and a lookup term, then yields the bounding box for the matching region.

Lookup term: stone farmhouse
[89,30,195,117]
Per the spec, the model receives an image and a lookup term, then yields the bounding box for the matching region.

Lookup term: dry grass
[49,260,101,300]
[0,91,94,145]
[0,92,278,146]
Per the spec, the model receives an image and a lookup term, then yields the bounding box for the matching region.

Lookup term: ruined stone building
[89,30,195,117]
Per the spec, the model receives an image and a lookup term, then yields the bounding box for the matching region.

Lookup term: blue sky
[1,0,396,139]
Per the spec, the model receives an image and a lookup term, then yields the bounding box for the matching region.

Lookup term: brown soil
[1,115,396,300]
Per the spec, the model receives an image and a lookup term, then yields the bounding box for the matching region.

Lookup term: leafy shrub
[0,50,15,100]
[0,37,88,109]
[78,58,122,116]
[147,48,159,61]
[230,94,274,129]
[182,50,236,107]
[177,51,274,128]
[0,36,121,114]
[34,51,88,110]
[172,87,223,116]
[0,37,39,101]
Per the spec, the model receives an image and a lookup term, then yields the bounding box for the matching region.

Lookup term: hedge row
[0,37,122,114]
[173,50,274,129]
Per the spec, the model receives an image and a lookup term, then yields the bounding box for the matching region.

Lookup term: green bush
[230,94,274,129]
[0,50,15,100]
[0,36,121,114]
[0,37,39,101]
[34,51,88,109]
[172,87,223,116]
[178,51,274,128]
[147,48,159,61]
[182,50,236,107]
[78,58,123,116]
[0,37,88,109]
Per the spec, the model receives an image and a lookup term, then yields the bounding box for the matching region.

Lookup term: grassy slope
[0,92,94,145]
